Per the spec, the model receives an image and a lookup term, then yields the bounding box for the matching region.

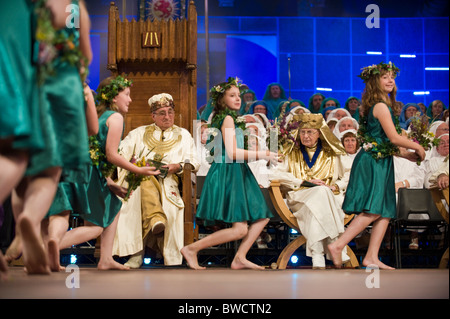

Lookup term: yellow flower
[102,93,107,101]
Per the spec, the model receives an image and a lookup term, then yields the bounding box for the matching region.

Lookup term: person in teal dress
[48,75,159,271]
[1,0,82,275]
[328,62,425,270]
[0,0,44,278]
[181,77,278,270]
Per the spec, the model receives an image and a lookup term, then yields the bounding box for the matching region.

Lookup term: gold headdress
[148,93,175,113]
[286,113,346,155]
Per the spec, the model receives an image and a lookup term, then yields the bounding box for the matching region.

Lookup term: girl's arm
[105,113,160,176]
[373,103,426,161]
[84,85,98,136]
[221,115,278,162]
[78,1,93,65]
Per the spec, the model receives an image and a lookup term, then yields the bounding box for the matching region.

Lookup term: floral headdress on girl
[209,77,241,105]
[358,61,400,81]
[96,75,133,105]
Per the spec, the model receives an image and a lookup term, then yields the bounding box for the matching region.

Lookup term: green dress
[0,0,43,151]
[26,0,90,182]
[81,110,122,228]
[196,113,273,225]
[342,104,396,218]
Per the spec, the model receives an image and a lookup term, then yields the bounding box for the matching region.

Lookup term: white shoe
[125,252,144,269]
[312,254,326,269]
[152,221,166,235]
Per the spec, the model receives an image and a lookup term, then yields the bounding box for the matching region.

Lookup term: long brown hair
[360,70,398,117]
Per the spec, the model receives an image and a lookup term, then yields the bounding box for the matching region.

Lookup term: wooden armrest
[269,180,300,230]
[430,187,449,224]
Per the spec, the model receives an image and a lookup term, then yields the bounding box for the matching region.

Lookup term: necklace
[300,139,322,168]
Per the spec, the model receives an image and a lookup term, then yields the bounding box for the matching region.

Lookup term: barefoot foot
[181,246,205,270]
[0,251,8,281]
[231,256,265,270]
[5,237,22,263]
[47,239,64,272]
[18,216,50,275]
[327,242,343,269]
[97,258,130,270]
[362,258,395,270]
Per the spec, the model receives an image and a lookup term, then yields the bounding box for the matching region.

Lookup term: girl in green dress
[181,77,278,270]
[328,62,425,269]
[45,75,160,271]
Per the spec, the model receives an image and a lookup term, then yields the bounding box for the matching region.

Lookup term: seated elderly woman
[339,129,360,160]
[332,116,359,138]
[270,113,352,269]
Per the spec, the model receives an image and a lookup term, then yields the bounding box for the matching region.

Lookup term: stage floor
[0,266,448,300]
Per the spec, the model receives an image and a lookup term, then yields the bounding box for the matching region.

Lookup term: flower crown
[210,77,241,104]
[358,61,400,81]
[97,75,133,105]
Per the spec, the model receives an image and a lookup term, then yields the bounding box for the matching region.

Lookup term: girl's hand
[139,166,160,176]
[264,151,281,165]
[106,178,128,198]
[415,146,426,162]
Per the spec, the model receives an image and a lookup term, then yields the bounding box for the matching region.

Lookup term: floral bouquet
[358,116,401,161]
[123,147,168,201]
[146,152,169,179]
[407,112,441,164]
[269,109,301,154]
[89,136,117,178]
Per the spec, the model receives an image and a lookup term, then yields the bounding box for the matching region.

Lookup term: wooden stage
[0,266,448,300]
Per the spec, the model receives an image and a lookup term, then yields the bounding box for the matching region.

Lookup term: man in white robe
[269,113,351,269]
[113,93,200,267]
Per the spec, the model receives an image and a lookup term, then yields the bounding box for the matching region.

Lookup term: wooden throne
[107,1,198,246]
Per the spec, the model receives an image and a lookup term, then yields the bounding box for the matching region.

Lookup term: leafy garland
[35,0,88,84]
[209,77,241,104]
[208,108,248,157]
[88,135,117,178]
[357,114,401,160]
[96,75,133,105]
[357,61,400,81]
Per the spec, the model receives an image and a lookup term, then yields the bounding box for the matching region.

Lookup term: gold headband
[148,93,175,113]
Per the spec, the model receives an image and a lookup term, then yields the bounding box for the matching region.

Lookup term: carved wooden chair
[269,180,360,269]
[430,187,449,269]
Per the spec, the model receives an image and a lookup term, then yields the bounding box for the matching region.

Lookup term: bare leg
[231,218,269,270]
[97,212,129,270]
[5,190,24,262]
[181,222,248,270]
[328,213,380,268]
[46,211,70,272]
[0,147,28,204]
[0,251,8,281]
[59,221,103,249]
[15,167,61,274]
[362,217,394,270]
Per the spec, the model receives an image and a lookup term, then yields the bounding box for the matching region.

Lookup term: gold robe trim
[287,145,335,189]
[143,124,182,156]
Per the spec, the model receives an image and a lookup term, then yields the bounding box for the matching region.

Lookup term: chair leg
[276,235,306,269]
[393,222,402,269]
[439,247,449,269]
[343,245,360,268]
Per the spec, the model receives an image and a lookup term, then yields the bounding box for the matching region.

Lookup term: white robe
[269,154,352,260]
[112,124,200,265]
